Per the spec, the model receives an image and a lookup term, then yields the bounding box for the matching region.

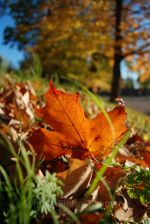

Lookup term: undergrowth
[126,167,150,205]
[0,133,63,224]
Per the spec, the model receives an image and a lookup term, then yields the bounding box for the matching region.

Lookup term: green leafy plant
[32,171,63,217]
[126,167,150,204]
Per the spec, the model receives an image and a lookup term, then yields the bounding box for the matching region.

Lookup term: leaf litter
[0,77,150,223]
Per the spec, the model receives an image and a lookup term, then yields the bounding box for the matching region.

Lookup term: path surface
[121,96,150,115]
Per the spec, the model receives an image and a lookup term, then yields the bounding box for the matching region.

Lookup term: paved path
[122,96,150,115]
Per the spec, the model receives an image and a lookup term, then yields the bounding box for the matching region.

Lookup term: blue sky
[0,15,24,68]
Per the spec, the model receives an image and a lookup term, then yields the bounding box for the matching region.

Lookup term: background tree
[110,0,150,100]
[0,0,113,91]
[0,56,13,74]
[0,0,150,100]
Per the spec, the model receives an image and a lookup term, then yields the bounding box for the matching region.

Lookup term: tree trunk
[110,0,123,102]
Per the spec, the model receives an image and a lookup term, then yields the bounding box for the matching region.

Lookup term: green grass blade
[60,77,115,145]
[0,165,13,193]
[51,209,60,224]
[87,130,131,194]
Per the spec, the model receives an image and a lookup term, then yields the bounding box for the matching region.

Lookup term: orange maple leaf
[29,81,127,160]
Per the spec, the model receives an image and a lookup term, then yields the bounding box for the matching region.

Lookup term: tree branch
[122,42,150,58]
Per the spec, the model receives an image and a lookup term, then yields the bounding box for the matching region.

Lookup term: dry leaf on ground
[29,81,127,161]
